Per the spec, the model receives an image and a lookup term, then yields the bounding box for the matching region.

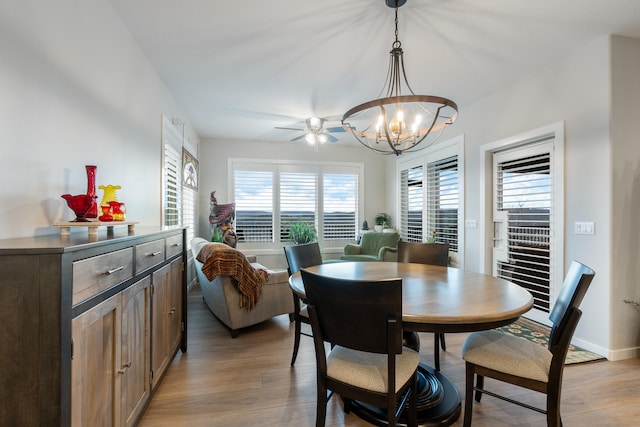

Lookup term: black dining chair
[283,242,323,366]
[397,241,449,371]
[461,260,595,427]
[300,268,419,427]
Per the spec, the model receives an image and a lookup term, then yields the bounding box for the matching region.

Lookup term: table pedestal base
[349,364,461,426]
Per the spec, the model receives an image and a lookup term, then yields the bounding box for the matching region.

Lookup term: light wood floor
[138,286,640,427]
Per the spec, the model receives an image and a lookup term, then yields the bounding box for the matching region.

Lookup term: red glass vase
[85,165,98,218]
[61,194,97,222]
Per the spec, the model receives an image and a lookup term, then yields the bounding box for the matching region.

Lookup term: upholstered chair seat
[462,330,552,383]
[327,346,421,394]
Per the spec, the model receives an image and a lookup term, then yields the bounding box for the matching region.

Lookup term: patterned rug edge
[496,318,605,365]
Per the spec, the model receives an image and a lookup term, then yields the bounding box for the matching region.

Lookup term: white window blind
[182,187,196,244]
[163,143,181,227]
[234,170,274,242]
[400,165,424,242]
[323,173,358,241]
[280,172,317,241]
[426,155,459,252]
[496,151,552,312]
[231,160,362,245]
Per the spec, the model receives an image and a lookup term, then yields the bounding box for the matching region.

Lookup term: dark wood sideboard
[0,226,188,427]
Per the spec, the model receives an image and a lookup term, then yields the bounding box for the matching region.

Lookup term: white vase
[374,225,383,232]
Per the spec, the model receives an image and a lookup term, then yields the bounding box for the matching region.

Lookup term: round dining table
[289,261,534,426]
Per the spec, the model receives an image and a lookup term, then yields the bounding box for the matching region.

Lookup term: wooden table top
[289,261,534,333]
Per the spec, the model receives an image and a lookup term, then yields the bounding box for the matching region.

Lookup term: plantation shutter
[280,172,317,241]
[426,155,459,252]
[323,172,358,241]
[494,148,552,312]
[234,170,274,242]
[400,165,424,242]
[163,143,181,227]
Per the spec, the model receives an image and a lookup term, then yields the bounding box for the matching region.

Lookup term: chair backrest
[300,268,403,355]
[283,242,323,275]
[397,241,449,266]
[359,232,400,256]
[548,260,595,349]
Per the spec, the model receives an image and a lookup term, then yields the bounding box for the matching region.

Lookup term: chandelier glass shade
[342,0,458,156]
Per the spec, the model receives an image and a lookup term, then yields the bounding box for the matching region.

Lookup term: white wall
[0,0,196,239]
[611,35,640,357]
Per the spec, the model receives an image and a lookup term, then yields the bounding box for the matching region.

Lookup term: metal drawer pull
[106,266,124,275]
[149,251,162,257]
[117,362,132,374]
[169,307,176,316]
[172,242,183,247]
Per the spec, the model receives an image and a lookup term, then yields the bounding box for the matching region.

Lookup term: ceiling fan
[275,117,346,146]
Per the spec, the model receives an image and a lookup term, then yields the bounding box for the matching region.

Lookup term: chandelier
[342,0,458,156]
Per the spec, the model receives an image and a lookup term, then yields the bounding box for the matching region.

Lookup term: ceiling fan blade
[275,126,305,131]
[326,134,338,143]
[326,126,347,133]
[290,134,307,142]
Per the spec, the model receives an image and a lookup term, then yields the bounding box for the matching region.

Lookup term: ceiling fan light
[305,133,316,145]
[318,134,328,144]
[308,116,322,130]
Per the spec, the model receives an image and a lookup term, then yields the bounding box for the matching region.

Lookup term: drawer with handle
[165,233,184,259]
[135,239,165,274]
[72,248,134,305]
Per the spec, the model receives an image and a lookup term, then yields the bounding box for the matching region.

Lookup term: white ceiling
[108,0,640,144]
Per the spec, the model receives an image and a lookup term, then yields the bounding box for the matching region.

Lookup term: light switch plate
[465,220,478,229]
[574,221,595,235]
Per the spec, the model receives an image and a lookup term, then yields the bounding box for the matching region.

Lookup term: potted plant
[374,213,391,232]
[288,220,317,245]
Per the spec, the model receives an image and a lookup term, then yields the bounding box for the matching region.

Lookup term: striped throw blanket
[196,242,269,311]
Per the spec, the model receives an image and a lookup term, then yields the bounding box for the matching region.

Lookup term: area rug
[496,318,605,365]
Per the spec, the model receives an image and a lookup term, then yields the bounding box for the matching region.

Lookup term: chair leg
[463,364,475,427]
[474,374,484,402]
[439,332,446,351]
[342,397,352,413]
[434,334,441,371]
[316,383,327,427]
[290,315,302,366]
[547,388,562,427]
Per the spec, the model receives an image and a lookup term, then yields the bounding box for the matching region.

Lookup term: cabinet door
[72,294,121,427]
[167,258,183,353]
[121,277,151,427]
[151,264,169,389]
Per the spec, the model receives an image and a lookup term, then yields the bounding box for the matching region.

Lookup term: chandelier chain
[394,4,399,44]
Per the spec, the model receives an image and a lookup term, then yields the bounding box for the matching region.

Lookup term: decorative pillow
[197,242,269,310]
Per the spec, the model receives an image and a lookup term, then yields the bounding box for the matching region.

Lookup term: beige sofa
[191,237,294,337]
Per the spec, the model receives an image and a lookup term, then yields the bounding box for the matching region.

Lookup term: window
[182,185,196,244]
[397,136,464,266]
[427,156,459,252]
[162,118,182,227]
[231,160,362,246]
[323,173,359,241]
[280,171,317,241]
[162,116,198,246]
[482,122,564,324]
[494,144,554,312]
[234,169,274,243]
[400,165,424,242]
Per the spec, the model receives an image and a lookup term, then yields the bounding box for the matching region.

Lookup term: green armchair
[340,231,400,262]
